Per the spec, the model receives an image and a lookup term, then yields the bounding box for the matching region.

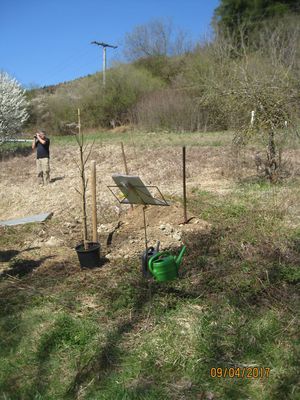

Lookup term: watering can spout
[176,245,186,270]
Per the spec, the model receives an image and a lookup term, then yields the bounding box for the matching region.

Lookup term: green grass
[0,141,33,159]
[0,130,234,158]
[0,164,299,399]
[51,129,234,148]
[2,127,299,156]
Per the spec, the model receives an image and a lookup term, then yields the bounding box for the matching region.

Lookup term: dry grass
[0,141,234,223]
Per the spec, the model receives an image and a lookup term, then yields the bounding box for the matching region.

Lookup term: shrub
[28,65,163,134]
[133,89,208,132]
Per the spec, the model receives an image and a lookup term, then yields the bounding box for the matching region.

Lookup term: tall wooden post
[91,160,98,243]
[121,142,129,175]
[129,130,137,160]
[183,146,188,224]
[121,142,133,210]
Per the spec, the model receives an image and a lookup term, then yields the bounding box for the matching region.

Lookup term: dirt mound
[98,203,211,260]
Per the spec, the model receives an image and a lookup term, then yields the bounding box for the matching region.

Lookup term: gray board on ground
[0,212,53,226]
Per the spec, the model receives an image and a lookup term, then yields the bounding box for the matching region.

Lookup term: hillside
[24,13,300,140]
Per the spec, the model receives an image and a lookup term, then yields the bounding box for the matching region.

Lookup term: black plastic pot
[75,242,101,268]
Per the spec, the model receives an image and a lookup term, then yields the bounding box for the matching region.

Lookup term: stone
[173,231,182,241]
[165,223,174,233]
[44,236,64,247]
[32,239,44,247]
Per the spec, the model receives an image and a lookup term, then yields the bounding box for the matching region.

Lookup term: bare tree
[238,18,300,181]
[74,109,95,250]
[124,19,192,61]
[194,17,300,182]
[255,15,300,70]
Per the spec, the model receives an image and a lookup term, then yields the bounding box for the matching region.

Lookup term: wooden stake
[183,146,188,224]
[121,142,129,175]
[121,142,133,210]
[129,130,137,160]
[91,160,98,243]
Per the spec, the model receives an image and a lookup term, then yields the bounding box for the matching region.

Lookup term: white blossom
[0,72,29,138]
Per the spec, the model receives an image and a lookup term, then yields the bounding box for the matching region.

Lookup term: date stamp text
[210,367,270,379]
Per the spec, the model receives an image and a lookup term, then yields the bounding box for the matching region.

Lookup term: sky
[0,0,220,88]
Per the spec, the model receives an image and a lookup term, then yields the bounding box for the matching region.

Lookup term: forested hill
[26,1,300,135]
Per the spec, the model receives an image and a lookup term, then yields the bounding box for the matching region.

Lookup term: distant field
[51,129,235,148]
[2,128,300,155]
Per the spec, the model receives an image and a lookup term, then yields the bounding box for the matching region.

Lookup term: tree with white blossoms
[0,72,29,139]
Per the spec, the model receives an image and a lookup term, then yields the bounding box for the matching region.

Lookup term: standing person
[32,130,50,185]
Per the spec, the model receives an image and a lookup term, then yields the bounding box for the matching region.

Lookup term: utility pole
[91,41,118,86]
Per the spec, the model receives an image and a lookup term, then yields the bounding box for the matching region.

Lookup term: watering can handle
[148,252,169,276]
[148,252,160,275]
[148,257,154,275]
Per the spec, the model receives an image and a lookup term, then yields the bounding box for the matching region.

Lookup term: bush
[27,65,163,134]
[134,55,187,84]
[99,64,164,127]
[134,89,209,132]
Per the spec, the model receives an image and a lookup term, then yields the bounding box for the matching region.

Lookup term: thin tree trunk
[80,144,88,249]
[77,108,88,250]
[91,160,98,243]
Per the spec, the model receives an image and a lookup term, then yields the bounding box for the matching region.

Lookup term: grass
[0,141,32,160]
[48,129,234,148]
[2,128,299,163]
[0,138,299,399]
[0,130,233,161]
[2,126,300,157]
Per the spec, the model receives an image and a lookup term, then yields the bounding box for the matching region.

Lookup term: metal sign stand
[142,205,148,262]
[108,175,169,275]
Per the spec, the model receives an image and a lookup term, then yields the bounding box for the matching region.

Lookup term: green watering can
[148,246,186,282]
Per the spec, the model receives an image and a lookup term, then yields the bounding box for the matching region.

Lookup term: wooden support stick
[183,146,188,224]
[91,160,98,243]
[129,130,137,160]
[121,142,129,175]
[121,142,133,210]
